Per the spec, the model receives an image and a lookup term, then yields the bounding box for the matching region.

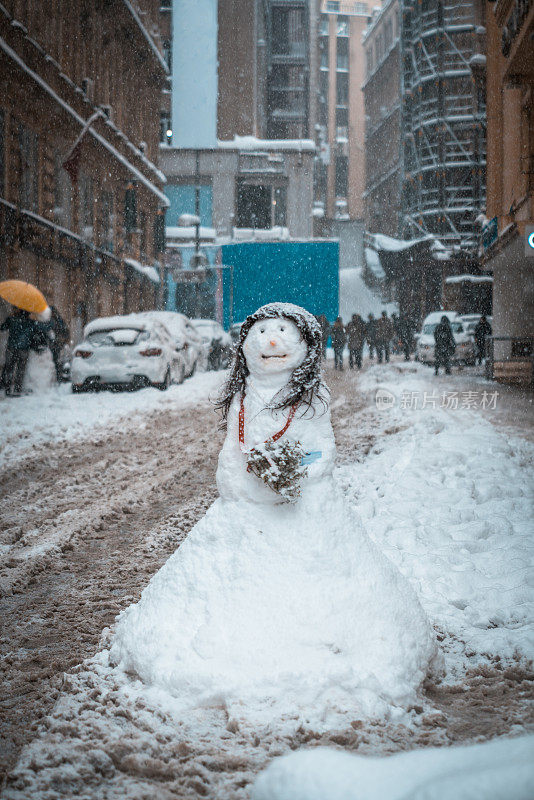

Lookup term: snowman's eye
[260,327,265,333]
[280,325,285,331]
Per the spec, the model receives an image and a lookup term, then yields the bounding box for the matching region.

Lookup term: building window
[366,49,373,76]
[124,183,137,234]
[101,190,114,253]
[336,72,349,107]
[54,152,72,228]
[354,2,368,13]
[320,41,329,69]
[163,39,172,72]
[336,106,348,127]
[0,110,4,199]
[272,7,306,57]
[319,16,329,36]
[273,185,287,227]
[236,182,286,229]
[337,17,348,36]
[327,1,340,12]
[335,155,348,197]
[385,20,392,49]
[18,124,39,212]
[160,0,171,7]
[79,173,94,240]
[138,210,147,258]
[160,111,172,144]
[336,36,349,71]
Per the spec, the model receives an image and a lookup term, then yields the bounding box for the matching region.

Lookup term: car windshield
[422,322,463,335]
[87,328,148,346]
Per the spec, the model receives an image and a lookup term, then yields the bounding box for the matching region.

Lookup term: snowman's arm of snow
[293,402,336,483]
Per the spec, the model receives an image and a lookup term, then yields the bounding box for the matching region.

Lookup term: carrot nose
[270,339,276,346]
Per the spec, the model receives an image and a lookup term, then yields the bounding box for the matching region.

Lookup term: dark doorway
[237,184,272,228]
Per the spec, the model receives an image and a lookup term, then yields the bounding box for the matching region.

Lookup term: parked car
[136,311,204,376]
[192,319,233,370]
[415,311,476,366]
[71,314,186,392]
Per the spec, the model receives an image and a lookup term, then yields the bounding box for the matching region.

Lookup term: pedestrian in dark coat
[473,315,492,365]
[47,305,70,382]
[317,314,330,360]
[376,311,394,363]
[331,317,346,370]
[398,314,414,361]
[433,315,456,376]
[0,309,36,396]
[346,313,366,369]
[366,313,377,360]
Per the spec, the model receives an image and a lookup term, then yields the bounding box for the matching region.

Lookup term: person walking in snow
[366,313,377,360]
[331,317,346,371]
[398,314,414,361]
[433,315,456,376]
[317,314,330,360]
[0,308,36,396]
[346,313,366,370]
[474,315,492,365]
[47,305,70,382]
[376,311,394,364]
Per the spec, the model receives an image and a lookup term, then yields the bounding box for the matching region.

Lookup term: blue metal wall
[164,184,213,228]
[220,241,339,328]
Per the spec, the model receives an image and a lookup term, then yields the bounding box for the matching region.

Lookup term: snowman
[110,303,441,728]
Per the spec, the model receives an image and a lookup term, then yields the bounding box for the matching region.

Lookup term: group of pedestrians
[317,311,414,371]
[0,305,69,396]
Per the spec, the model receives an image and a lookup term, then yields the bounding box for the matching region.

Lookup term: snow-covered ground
[1,361,533,798]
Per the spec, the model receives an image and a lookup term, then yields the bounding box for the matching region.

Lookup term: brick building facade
[362,0,402,236]
[480,0,534,381]
[0,0,168,342]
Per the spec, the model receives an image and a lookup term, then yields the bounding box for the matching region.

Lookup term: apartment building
[0,0,168,339]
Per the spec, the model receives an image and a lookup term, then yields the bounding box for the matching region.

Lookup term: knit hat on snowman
[216,302,328,426]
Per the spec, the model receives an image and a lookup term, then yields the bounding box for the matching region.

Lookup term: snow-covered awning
[124,258,160,284]
[364,247,385,280]
[445,274,493,284]
[166,226,217,241]
[370,232,446,253]
[218,136,315,153]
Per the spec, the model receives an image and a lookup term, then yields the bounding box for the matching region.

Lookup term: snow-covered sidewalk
[2,361,533,799]
[0,371,223,470]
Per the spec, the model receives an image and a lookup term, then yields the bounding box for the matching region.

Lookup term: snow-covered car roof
[136,311,202,344]
[422,311,460,326]
[84,314,153,337]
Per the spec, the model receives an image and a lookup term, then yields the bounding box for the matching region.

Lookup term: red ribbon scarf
[238,393,298,450]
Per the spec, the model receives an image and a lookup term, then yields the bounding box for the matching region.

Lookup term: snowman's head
[216,303,327,425]
[242,316,307,378]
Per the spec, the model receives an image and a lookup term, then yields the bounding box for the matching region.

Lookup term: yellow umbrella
[0,280,50,318]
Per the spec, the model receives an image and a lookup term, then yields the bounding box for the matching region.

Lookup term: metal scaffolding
[400,0,486,251]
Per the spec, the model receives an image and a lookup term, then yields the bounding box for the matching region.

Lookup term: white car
[136,311,204,376]
[71,314,186,392]
[192,319,233,370]
[416,311,476,366]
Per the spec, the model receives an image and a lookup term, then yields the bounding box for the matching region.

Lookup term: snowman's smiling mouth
[261,353,288,360]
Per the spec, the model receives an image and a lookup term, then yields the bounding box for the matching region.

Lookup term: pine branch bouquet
[247,438,308,503]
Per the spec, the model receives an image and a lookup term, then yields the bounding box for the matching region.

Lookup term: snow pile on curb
[338,363,534,671]
[0,371,224,469]
[252,735,534,800]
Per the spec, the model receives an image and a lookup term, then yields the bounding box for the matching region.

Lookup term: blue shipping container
[220,240,339,328]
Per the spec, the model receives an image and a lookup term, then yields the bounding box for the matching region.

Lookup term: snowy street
[1,360,532,798]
